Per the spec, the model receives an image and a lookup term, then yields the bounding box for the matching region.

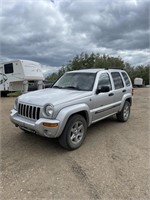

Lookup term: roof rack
[104,68,123,70]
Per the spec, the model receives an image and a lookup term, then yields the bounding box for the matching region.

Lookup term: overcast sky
[1,0,150,73]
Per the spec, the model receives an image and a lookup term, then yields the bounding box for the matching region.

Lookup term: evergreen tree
[47,53,149,85]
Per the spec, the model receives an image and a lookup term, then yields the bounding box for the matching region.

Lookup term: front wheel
[116,101,131,122]
[58,114,87,150]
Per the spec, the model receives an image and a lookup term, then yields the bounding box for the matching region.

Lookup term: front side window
[53,72,96,91]
[111,72,124,89]
[4,63,14,74]
[98,73,112,90]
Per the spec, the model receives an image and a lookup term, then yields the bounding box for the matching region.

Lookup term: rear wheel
[58,114,87,150]
[116,101,131,122]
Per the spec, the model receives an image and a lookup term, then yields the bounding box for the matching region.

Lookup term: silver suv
[10,69,133,150]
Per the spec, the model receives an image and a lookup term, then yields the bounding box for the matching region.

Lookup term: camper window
[4,63,14,74]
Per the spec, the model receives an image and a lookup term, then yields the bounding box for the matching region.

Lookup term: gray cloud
[0,0,150,70]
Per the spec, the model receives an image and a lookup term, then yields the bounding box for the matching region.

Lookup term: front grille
[18,103,40,120]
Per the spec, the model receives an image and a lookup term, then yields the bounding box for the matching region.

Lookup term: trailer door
[3,63,14,91]
[0,67,3,91]
[0,66,8,91]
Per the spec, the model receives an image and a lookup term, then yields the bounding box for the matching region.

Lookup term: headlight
[44,104,54,117]
[14,98,18,110]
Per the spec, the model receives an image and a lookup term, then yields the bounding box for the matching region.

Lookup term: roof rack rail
[104,68,123,70]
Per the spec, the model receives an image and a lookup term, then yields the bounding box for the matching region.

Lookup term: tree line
[47,53,149,85]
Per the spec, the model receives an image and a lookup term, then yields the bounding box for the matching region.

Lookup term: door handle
[108,93,114,96]
[122,89,126,93]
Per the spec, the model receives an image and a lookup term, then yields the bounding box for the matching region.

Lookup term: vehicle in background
[134,78,143,87]
[0,60,44,96]
[28,80,53,91]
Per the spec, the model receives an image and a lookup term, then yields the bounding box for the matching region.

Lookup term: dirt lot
[0,88,150,200]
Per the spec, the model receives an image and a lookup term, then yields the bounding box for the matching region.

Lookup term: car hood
[19,88,92,106]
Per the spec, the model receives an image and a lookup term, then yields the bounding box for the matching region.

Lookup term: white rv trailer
[134,78,143,87]
[0,60,44,96]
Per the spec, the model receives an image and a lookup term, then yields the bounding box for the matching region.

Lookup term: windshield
[53,72,96,91]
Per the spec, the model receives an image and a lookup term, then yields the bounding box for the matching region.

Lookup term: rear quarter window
[121,72,131,86]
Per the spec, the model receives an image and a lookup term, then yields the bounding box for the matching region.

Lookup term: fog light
[43,122,58,127]
[44,130,52,137]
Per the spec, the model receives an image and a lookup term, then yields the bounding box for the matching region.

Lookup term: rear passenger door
[111,72,125,112]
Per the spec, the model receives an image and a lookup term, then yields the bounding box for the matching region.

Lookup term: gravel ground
[0,88,150,200]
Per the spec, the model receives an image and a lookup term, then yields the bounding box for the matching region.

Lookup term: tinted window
[121,72,131,86]
[4,63,13,74]
[98,73,112,90]
[111,72,124,89]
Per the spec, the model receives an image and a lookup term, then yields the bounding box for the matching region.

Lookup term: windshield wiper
[52,86,63,89]
[53,85,82,90]
[63,86,81,90]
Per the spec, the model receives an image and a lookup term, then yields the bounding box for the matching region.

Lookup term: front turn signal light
[43,122,58,127]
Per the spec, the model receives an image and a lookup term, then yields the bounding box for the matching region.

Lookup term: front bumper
[10,109,60,138]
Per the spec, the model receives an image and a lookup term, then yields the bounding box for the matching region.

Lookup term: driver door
[92,72,115,122]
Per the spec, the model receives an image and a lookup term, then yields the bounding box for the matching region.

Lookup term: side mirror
[96,86,110,94]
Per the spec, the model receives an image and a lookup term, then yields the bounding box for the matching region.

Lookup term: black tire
[116,101,131,122]
[58,114,87,150]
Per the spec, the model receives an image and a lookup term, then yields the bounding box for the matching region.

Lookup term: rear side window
[4,63,14,74]
[121,72,131,86]
[111,72,124,89]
